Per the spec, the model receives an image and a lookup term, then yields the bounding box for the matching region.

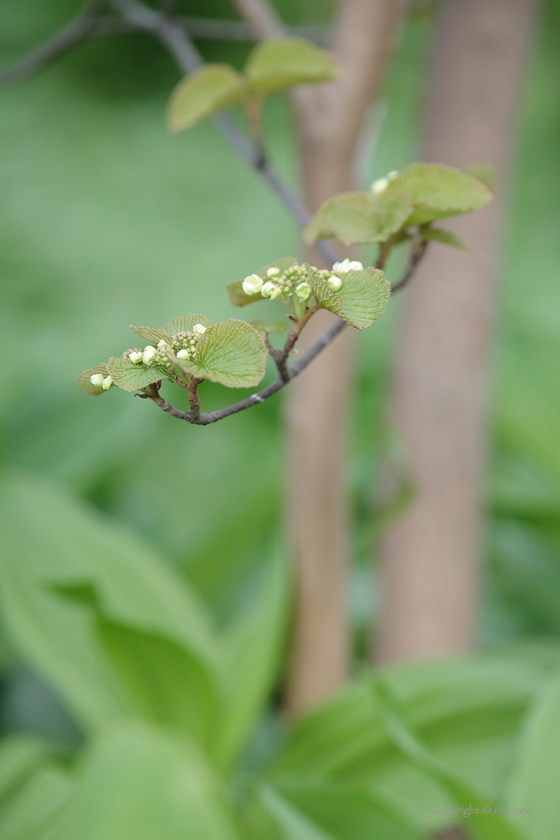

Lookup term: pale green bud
[372,177,389,194]
[192,323,207,336]
[262,281,281,300]
[326,275,342,292]
[242,273,263,295]
[102,375,113,391]
[266,267,280,277]
[129,351,143,364]
[388,170,399,180]
[90,373,104,387]
[295,281,312,299]
[143,345,157,365]
[177,349,190,361]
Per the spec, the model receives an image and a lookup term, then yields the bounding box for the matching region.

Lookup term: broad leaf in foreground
[176,319,268,388]
[382,162,493,226]
[167,65,248,132]
[245,39,338,93]
[305,192,412,245]
[306,264,390,329]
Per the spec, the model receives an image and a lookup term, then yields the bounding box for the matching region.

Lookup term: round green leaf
[160,314,210,336]
[245,39,338,93]
[306,264,390,329]
[167,65,248,133]
[175,320,267,388]
[381,163,493,226]
[77,364,109,396]
[107,357,172,392]
[305,193,412,245]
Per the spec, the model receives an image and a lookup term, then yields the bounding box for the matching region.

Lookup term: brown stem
[186,375,203,418]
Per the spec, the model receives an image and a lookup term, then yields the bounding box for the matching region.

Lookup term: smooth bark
[376,0,539,664]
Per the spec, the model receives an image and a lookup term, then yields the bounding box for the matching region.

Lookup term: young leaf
[161,314,210,336]
[245,39,338,93]
[77,364,109,396]
[227,257,297,307]
[129,326,172,345]
[419,226,468,250]
[176,319,267,388]
[382,163,493,226]
[226,280,263,307]
[305,193,413,245]
[463,163,496,192]
[167,65,248,133]
[266,321,288,335]
[306,264,390,329]
[107,357,171,392]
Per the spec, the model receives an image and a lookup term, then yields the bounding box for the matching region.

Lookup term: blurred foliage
[1,0,560,837]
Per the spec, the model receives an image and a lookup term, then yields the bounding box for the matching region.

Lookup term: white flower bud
[388,170,399,180]
[157,339,167,349]
[295,281,312,300]
[242,273,263,295]
[372,177,389,195]
[261,281,281,299]
[143,345,157,365]
[326,275,342,292]
[90,373,104,387]
[266,267,280,277]
[102,375,113,391]
[192,323,207,336]
[332,258,363,274]
[177,349,190,361]
[128,351,143,364]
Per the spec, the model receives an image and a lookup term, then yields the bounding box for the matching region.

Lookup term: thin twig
[0,1,105,92]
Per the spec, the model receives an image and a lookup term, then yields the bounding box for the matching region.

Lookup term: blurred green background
[1,1,560,838]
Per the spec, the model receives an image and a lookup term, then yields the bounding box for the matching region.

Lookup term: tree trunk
[284,0,403,716]
[375,0,539,664]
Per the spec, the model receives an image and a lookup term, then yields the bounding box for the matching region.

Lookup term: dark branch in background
[0,0,428,425]
[391,239,428,292]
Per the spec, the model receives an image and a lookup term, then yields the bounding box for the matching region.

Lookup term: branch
[0,1,107,92]
[229,0,286,40]
[111,0,339,267]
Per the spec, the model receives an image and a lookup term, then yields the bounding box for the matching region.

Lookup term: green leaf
[306,264,390,329]
[0,472,220,736]
[129,315,210,344]
[271,656,548,834]
[463,164,496,192]
[167,65,248,133]
[227,258,298,307]
[106,356,172,392]
[305,193,412,245]
[507,669,560,839]
[266,320,288,335]
[55,723,239,840]
[258,781,425,840]
[245,39,338,93]
[382,163,493,225]
[0,737,60,807]
[177,319,268,388]
[216,552,290,770]
[160,313,210,336]
[0,763,72,840]
[420,226,468,250]
[128,326,172,345]
[374,678,527,840]
[77,364,109,396]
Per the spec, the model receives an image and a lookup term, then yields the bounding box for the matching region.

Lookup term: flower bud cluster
[90,373,113,391]
[128,324,207,368]
[242,263,358,308]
